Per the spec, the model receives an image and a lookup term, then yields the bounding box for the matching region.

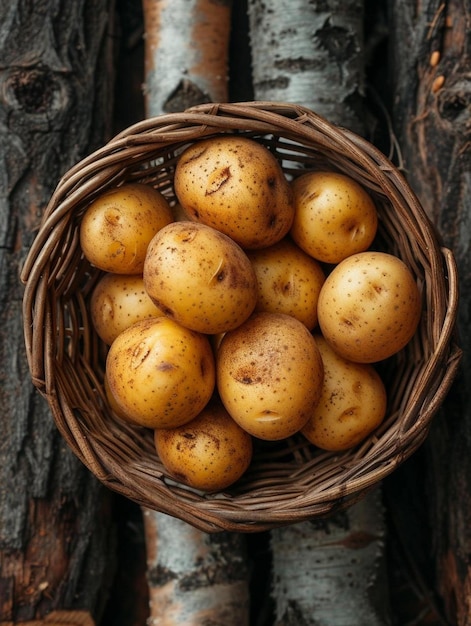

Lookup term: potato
[106,317,215,429]
[317,251,422,363]
[143,221,258,334]
[248,237,325,330]
[90,273,164,345]
[290,171,378,263]
[154,400,253,492]
[104,372,131,422]
[80,182,173,274]
[216,312,324,440]
[174,136,294,249]
[302,335,387,451]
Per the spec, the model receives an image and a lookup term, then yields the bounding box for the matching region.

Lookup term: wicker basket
[21,102,462,533]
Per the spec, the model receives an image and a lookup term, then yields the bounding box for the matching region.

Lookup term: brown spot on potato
[233,365,263,385]
[131,343,151,369]
[157,362,176,371]
[206,166,231,194]
[172,471,189,482]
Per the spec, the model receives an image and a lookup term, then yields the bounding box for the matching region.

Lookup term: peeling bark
[249,2,391,624]
[140,4,251,624]
[143,0,232,116]
[143,511,250,626]
[247,0,366,133]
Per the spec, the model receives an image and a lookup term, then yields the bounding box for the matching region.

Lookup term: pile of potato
[80,136,422,492]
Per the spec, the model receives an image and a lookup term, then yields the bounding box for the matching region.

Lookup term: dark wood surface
[386,1,471,624]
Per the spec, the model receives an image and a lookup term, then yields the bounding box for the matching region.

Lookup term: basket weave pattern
[21,102,462,532]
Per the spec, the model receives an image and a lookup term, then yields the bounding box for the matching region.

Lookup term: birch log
[0,0,116,622]
[141,3,251,624]
[388,1,471,624]
[143,511,250,626]
[248,1,391,624]
[248,0,365,132]
[143,0,232,116]
[271,490,389,626]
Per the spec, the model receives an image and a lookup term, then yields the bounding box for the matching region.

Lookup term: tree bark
[248,2,391,624]
[143,511,250,626]
[140,4,251,625]
[388,1,471,624]
[270,489,390,626]
[0,0,116,621]
[248,0,366,133]
[143,0,232,116]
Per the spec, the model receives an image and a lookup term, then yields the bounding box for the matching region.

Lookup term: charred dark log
[0,1,117,621]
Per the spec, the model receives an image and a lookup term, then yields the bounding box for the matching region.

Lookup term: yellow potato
[80,182,173,274]
[317,251,422,363]
[154,400,253,492]
[248,237,325,330]
[143,221,258,334]
[302,335,387,451]
[290,171,378,263]
[106,317,215,429]
[174,136,294,249]
[90,273,164,345]
[216,312,324,440]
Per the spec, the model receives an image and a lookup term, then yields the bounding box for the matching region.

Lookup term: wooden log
[140,3,251,624]
[388,1,471,624]
[142,0,232,116]
[143,511,250,626]
[247,1,391,624]
[0,0,116,621]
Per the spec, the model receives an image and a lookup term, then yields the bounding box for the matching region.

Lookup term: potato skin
[143,221,258,334]
[174,136,294,249]
[91,273,164,345]
[302,335,387,451]
[80,183,173,274]
[248,237,325,330]
[216,312,324,440]
[104,371,132,423]
[290,171,378,264]
[154,401,253,492]
[106,317,215,428]
[317,251,422,363]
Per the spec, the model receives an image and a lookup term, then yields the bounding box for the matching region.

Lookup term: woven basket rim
[21,101,462,532]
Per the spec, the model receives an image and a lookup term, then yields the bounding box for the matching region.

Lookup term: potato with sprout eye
[174,136,294,249]
[106,317,215,429]
[216,312,324,440]
[248,237,325,330]
[154,400,253,492]
[144,221,258,335]
[317,251,422,363]
[91,273,164,345]
[291,171,378,264]
[80,182,173,274]
[302,335,387,451]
